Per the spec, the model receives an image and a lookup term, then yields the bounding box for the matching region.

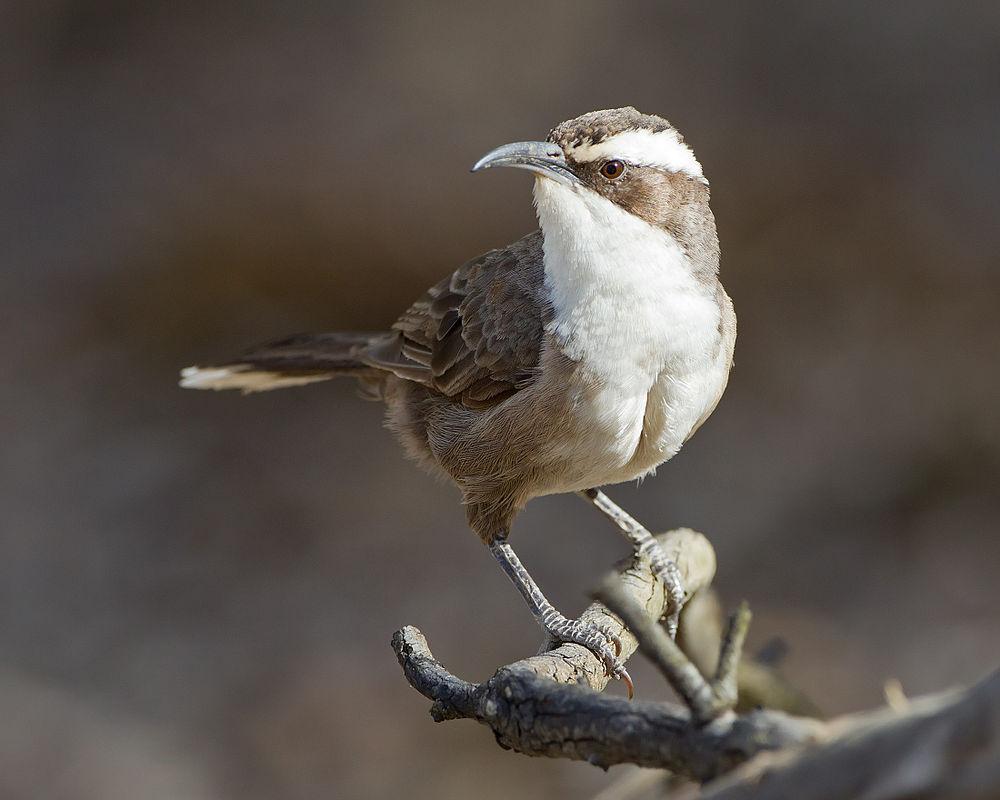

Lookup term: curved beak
[471,141,580,186]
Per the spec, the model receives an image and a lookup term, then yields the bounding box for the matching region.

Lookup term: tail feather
[180,332,385,393]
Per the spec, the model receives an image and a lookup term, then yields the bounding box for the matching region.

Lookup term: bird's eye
[599,160,626,180]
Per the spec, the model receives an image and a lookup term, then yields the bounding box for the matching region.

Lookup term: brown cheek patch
[626,170,708,224]
[572,164,709,237]
[579,167,714,268]
[602,169,677,226]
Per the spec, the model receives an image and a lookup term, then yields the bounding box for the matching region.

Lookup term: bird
[181,107,736,694]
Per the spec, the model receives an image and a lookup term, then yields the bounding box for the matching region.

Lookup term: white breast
[533,178,723,486]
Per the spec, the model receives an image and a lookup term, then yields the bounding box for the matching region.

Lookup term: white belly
[540,338,729,494]
[641,345,732,466]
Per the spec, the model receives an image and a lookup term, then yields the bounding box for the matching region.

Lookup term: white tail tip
[179,365,331,393]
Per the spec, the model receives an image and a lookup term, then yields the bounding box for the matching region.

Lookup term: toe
[576,626,621,678]
[595,624,623,656]
[543,616,630,684]
[590,633,629,685]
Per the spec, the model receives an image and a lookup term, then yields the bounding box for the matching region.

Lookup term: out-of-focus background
[2,2,999,798]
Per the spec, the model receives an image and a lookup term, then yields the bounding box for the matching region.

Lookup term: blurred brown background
[2,2,999,798]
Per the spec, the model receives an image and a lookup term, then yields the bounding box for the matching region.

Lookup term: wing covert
[362,231,547,409]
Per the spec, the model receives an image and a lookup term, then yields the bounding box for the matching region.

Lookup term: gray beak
[471,141,580,186]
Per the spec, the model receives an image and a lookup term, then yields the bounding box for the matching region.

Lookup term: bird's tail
[180,331,386,394]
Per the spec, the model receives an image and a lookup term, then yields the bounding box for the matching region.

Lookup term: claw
[648,551,686,640]
[618,666,635,700]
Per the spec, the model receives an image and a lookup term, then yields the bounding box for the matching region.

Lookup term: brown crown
[547,107,679,151]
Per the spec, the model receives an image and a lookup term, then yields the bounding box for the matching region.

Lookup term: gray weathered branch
[391,528,1000,797]
[392,529,824,779]
[392,624,823,779]
[701,669,1000,800]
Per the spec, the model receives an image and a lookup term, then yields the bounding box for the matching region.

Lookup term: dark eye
[599,160,626,180]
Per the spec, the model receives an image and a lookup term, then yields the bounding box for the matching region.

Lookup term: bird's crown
[547,107,676,150]
[548,107,704,183]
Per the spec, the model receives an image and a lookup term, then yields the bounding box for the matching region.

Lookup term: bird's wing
[362,231,548,409]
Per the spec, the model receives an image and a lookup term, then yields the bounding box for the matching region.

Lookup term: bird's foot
[638,542,686,639]
[542,613,633,698]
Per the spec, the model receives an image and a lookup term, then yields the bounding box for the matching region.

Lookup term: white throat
[534,178,720,391]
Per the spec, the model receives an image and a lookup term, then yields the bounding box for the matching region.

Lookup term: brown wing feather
[361,231,547,409]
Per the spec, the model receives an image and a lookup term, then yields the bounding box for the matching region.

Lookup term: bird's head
[472,107,716,273]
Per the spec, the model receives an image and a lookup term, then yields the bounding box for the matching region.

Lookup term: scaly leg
[580,488,686,638]
[489,536,633,696]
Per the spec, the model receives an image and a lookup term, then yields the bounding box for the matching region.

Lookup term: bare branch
[391,527,1000,797]
[594,575,719,725]
[391,529,824,779]
[391,623,823,779]
[391,625,477,722]
[678,589,822,718]
[594,581,752,726]
[712,602,751,710]
[702,669,1000,800]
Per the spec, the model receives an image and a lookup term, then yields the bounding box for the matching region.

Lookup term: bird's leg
[489,536,632,694]
[580,488,686,638]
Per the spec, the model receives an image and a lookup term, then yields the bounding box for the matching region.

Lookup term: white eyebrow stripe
[567,128,706,183]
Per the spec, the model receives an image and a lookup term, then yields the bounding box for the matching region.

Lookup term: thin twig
[678,589,823,718]
[594,575,718,724]
[713,602,751,710]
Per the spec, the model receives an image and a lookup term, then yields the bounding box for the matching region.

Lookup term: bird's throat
[534,179,720,388]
